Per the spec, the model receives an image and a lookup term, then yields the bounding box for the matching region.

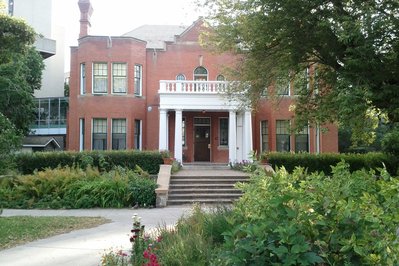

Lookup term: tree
[0,13,45,135]
[0,113,20,173]
[200,0,399,143]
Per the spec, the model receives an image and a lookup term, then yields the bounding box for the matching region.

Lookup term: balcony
[159,80,228,94]
[159,80,239,111]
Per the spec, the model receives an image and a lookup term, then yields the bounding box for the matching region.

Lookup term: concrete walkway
[0,207,191,266]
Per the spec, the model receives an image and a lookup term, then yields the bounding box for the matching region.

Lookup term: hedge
[14,150,164,175]
[265,152,399,176]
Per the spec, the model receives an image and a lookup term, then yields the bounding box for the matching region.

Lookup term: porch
[158,80,253,164]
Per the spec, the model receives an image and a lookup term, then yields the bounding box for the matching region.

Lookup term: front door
[194,126,210,161]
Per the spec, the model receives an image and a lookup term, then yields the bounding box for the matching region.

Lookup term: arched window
[216,74,225,81]
[194,66,208,81]
[176,74,186,80]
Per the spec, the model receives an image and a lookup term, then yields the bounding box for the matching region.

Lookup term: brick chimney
[78,0,93,38]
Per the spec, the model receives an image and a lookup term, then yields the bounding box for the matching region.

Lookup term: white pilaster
[243,110,253,161]
[159,109,168,151]
[174,109,183,163]
[229,110,237,164]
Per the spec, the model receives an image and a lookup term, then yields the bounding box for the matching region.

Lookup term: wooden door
[194,126,210,161]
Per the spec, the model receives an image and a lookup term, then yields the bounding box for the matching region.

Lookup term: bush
[382,128,399,155]
[216,163,399,265]
[0,166,157,209]
[14,150,164,175]
[265,152,399,175]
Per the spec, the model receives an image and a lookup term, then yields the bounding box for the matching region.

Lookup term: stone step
[167,198,238,205]
[170,183,237,189]
[170,178,248,184]
[168,193,242,200]
[169,188,242,194]
[171,175,248,180]
[182,163,230,170]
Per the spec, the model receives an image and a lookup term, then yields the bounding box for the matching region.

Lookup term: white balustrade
[159,80,228,94]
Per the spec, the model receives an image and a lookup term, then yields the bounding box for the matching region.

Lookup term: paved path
[0,207,191,266]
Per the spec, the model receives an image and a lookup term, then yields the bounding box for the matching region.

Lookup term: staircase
[167,164,249,205]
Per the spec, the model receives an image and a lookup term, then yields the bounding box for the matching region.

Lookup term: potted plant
[160,150,173,165]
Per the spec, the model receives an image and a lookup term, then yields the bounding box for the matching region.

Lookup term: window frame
[112,63,127,94]
[219,117,229,147]
[134,64,142,96]
[134,119,142,150]
[295,125,309,152]
[92,62,108,94]
[276,120,291,152]
[92,118,107,150]
[111,118,127,150]
[80,63,86,95]
[260,120,269,152]
[176,74,186,80]
[193,66,208,81]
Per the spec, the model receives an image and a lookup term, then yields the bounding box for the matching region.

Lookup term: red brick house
[67,0,338,164]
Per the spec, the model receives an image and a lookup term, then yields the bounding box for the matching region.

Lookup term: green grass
[0,216,110,250]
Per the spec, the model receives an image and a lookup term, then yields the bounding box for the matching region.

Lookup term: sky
[59,0,202,47]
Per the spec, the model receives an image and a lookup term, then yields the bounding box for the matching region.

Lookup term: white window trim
[260,120,269,152]
[134,119,142,150]
[92,62,108,95]
[193,66,209,81]
[80,63,86,95]
[91,118,107,151]
[111,118,127,150]
[134,64,143,96]
[218,117,229,147]
[111,62,128,95]
[79,118,84,151]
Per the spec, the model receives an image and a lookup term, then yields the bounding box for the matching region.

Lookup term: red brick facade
[67,3,338,162]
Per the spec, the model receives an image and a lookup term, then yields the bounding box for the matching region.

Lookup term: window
[112,63,127,93]
[80,63,86,94]
[182,117,186,146]
[93,63,108,93]
[260,120,269,152]
[176,74,186,80]
[219,118,228,146]
[134,64,142,96]
[216,74,225,81]
[276,120,290,152]
[134,119,142,150]
[92,118,107,150]
[295,126,309,152]
[194,66,208,81]
[8,0,14,16]
[79,118,85,151]
[112,119,126,150]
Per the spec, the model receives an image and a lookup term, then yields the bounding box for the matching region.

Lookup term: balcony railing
[159,80,228,94]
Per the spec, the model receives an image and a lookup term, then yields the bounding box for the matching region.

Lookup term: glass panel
[80,63,86,95]
[219,118,228,146]
[134,65,142,95]
[59,99,68,126]
[134,120,141,150]
[93,118,107,150]
[261,120,269,152]
[112,119,126,150]
[50,98,59,127]
[276,120,290,152]
[93,63,108,93]
[39,98,50,128]
[216,75,225,81]
[113,63,127,93]
[194,117,210,125]
[295,126,309,152]
[176,74,186,80]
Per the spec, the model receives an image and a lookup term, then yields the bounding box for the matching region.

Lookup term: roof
[123,25,188,49]
[22,136,61,148]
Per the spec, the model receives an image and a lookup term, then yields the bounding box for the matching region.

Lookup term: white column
[243,110,253,161]
[174,109,183,163]
[229,110,237,164]
[159,109,168,151]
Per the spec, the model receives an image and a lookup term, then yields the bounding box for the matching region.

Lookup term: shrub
[14,150,164,175]
[216,163,399,265]
[0,166,157,209]
[265,152,398,175]
[382,128,399,155]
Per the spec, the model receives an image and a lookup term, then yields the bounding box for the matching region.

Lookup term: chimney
[78,0,93,38]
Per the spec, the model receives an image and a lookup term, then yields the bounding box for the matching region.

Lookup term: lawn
[0,216,110,250]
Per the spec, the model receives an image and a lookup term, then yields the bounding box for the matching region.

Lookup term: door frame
[193,117,211,162]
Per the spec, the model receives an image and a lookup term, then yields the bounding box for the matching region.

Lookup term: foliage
[0,15,45,135]
[265,152,399,176]
[200,0,399,142]
[0,166,157,209]
[14,150,164,175]
[0,113,21,174]
[216,163,399,265]
[0,216,109,250]
[154,205,233,266]
[381,127,399,155]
